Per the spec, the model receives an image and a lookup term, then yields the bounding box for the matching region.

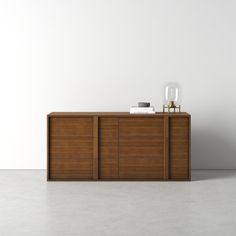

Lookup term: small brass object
[163,101,181,112]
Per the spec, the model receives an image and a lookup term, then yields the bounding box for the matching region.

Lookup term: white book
[130,111,155,114]
[130,106,155,114]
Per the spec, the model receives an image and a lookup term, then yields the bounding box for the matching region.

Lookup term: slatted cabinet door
[169,117,190,179]
[49,117,94,180]
[99,118,119,179]
[118,118,165,179]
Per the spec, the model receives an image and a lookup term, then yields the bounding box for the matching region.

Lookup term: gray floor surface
[0,170,236,236]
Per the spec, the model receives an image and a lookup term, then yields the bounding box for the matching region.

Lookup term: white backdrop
[0,0,235,169]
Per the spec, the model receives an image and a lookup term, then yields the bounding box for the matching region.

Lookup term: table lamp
[163,82,181,112]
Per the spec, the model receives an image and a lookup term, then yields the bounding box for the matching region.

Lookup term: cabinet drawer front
[119,118,164,137]
[50,158,93,179]
[50,117,93,136]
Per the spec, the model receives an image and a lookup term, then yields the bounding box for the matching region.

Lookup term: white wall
[0,0,235,169]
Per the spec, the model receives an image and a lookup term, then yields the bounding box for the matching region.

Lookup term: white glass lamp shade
[163,83,180,105]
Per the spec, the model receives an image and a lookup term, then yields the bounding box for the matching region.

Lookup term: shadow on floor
[192,170,236,181]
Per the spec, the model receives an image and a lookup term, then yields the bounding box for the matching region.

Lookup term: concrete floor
[0,171,236,236]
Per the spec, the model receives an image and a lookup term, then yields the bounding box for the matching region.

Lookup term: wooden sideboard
[47,112,191,181]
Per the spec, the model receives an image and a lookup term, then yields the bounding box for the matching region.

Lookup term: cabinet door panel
[99,118,118,179]
[118,118,164,179]
[169,117,190,179]
[49,117,94,180]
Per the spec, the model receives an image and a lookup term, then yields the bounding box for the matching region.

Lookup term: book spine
[130,111,155,114]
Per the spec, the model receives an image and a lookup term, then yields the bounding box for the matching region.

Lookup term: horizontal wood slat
[93,117,98,179]
[119,118,164,137]
[170,118,189,137]
[119,157,164,167]
[119,154,164,179]
[50,117,93,136]
[118,117,165,179]
[169,117,190,179]
[99,118,118,141]
[119,136,164,158]
[100,142,118,158]
[99,118,119,179]
[50,158,93,179]
[50,137,93,158]
[119,167,163,179]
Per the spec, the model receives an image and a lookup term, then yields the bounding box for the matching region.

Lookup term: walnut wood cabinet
[47,112,191,181]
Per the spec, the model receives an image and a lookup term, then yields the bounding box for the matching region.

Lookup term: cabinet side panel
[49,117,94,180]
[169,117,190,180]
[99,118,119,179]
[47,116,50,180]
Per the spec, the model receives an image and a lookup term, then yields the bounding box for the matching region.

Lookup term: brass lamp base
[163,101,181,112]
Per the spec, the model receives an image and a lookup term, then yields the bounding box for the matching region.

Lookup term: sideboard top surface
[48,112,190,117]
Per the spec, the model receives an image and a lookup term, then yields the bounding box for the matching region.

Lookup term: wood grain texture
[50,117,93,136]
[189,117,191,180]
[48,112,191,181]
[49,117,94,180]
[119,117,164,137]
[118,117,164,179]
[50,136,93,158]
[48,112,190,117]
[169,117,190,179]
[119,137,163,158]
[50,158,93,179]
[93,117,98,179]
[119,157,163,179]
[164,116,169,180]
[99,118,118,179]
[99,118,118,141]
[47,115,50,180]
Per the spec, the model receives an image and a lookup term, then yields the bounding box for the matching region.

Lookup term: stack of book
[130,106,155,114]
